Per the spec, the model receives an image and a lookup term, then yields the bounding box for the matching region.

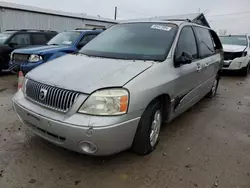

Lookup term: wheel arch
[144,93,172,122]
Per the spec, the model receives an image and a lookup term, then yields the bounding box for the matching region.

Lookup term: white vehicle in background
[220,35,250,76]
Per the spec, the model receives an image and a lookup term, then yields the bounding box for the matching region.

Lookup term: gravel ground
[0,73,250,188]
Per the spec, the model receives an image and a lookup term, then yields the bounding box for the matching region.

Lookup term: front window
[47,31,80,46]
[80,23,178,61]
[0,33,11,44]
[219,36,247,46]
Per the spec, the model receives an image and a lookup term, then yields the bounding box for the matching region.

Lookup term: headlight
[78,89,129,116]
[28,54,42,62]
[10,52,14,60]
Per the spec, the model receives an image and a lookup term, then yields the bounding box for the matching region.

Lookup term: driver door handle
[197,63,202,72]
[204,63,210,67]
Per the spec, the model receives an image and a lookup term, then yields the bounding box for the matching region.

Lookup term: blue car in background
[9,29,103,73]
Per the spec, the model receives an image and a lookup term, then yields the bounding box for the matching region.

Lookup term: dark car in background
[9,29,103,74]
[0,29,57,73]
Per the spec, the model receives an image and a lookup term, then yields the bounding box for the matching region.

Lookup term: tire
[241,64,249,76]
[132,100,163,155]
[207,74,220,98]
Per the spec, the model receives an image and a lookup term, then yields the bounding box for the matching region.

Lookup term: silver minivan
[13,20,223,156]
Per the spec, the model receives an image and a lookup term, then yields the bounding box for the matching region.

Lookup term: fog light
[79,141,97,154]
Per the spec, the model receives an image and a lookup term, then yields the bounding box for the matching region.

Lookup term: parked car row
[9,29,103,74]
[0,29,57,72]
[220,34,250,76]
[13,19,224,156]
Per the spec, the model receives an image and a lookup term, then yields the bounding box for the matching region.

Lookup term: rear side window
[176,26,198,59]
[10,34,31,45]
[194,27,215,57]
[31,34,48,45]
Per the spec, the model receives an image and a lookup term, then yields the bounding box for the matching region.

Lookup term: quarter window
[194,27,215,57]
[176,26,198,59]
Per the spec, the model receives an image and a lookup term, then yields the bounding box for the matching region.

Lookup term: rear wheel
[132,100,163,155]
[207,75,219,98]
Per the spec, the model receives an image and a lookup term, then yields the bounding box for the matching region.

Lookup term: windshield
[47,31,80,46]
[80,23,178,61]
[219,36,247,46]
[0,33,11,44]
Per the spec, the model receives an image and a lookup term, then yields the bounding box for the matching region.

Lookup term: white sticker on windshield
[62,41,72,44]
[151,24,172,31]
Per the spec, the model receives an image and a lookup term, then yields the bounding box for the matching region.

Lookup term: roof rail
[75,28,89,30]
[75,27,106,31]
[5,29,19,31]
[5,29,57,33]
[161,18,192,22]
[19,29,57,33]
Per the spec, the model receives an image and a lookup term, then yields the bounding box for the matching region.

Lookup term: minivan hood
[13,45,71,55]
[223,44,247,52]
[27,54,154,94]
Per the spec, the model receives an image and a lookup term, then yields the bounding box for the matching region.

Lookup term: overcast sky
[5,0,250,34]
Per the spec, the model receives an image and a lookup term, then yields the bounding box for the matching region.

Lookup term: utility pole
[114,6,117,20]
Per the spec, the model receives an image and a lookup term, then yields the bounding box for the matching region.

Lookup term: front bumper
[222,56,250,70]
[13,91,141,156]
[9,60,44,73]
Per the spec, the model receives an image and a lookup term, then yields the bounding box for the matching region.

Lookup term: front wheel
[132,100,163,155]
[241,64,249,76]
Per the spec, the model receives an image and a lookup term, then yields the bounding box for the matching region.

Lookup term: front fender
[47,52,68,62]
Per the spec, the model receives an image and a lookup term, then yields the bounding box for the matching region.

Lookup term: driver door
[173,26,205,115]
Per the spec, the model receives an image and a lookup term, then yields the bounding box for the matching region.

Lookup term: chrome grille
[25,79,81,112]
[13,53,29,63]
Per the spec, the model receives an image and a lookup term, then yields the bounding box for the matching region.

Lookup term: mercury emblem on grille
[39,88,48,101]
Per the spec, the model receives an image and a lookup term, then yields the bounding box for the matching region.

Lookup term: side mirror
[8,42,18,48]
[174,52,193,67]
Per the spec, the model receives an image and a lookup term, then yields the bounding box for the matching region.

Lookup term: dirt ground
[0,72,250,188]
